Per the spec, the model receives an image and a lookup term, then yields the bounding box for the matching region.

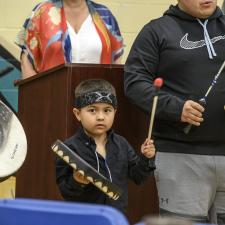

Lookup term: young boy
[56,79,156,213]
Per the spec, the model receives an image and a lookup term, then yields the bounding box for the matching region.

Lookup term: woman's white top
[67,14,102,63]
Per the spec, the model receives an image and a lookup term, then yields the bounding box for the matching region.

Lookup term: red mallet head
[153,77,163,88]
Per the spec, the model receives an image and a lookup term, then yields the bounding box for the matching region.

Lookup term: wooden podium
[15,63,158,223]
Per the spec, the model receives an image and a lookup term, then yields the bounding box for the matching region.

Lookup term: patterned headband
[75,91,118,109]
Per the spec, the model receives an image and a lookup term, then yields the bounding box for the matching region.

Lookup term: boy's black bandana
[75,91,117,109]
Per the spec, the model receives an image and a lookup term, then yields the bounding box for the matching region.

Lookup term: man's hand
[181,100,205,126]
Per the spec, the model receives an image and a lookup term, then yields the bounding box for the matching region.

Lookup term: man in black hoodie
[124,0,225,224]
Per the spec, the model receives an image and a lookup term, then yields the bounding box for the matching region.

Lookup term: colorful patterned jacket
[15,0,124,73]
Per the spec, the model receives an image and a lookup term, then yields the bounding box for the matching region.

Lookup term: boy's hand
[141,138,155,158]
[73,170,90,185]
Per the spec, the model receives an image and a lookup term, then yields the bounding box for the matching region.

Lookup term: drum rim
[0,100,27,178]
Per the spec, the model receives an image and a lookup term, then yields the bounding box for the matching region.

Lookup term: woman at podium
[15,0,124,78]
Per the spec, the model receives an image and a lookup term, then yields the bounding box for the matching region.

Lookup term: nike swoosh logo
[180,33,225,49]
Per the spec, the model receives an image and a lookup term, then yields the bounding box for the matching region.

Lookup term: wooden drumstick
[148,78,163,139]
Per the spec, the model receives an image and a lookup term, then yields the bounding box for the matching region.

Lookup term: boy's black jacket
[56,127,155,213]
[124,5,225,155]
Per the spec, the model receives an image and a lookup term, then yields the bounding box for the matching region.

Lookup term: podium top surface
[15,63,124,86]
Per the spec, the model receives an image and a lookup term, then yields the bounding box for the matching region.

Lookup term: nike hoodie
[124,5,225,155]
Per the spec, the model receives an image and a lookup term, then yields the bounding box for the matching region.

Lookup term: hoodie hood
[164,5,223,21]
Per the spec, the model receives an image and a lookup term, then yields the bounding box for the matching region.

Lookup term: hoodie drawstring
[197,19,217,59]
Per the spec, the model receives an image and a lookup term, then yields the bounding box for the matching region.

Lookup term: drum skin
[0,100,27,179]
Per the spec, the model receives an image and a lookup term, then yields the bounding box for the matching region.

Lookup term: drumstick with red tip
[148,78,163,139]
